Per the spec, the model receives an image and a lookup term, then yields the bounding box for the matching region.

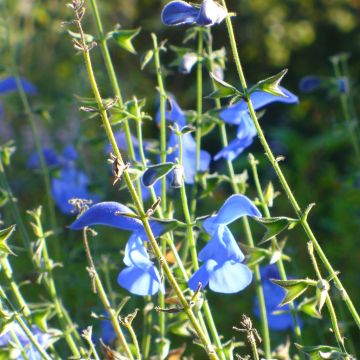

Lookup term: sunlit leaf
[271,279,311,305]
[110,28,141,54]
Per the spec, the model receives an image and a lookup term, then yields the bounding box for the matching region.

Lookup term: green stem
[141,298,152,360]
[88,0,136,162]
[35,213,81,358]
[331,60,360,163]
[0,257,31,317]
[82,229,134,360]
[10,329,30,360]
[177,131,226,360]
[248,154,303,342]
[191,27,204,217]
[307,242,347,354]
[74,6,219,357]
[220,0,360,329]
[151,35,167,355]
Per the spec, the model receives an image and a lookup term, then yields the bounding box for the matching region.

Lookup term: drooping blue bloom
[215,87,298,161]
[254,265,302,331]
[27,148,62,169]
[161,0,227,27]
[0,76,37,96]
[337,77,349,94]
[299,75,323,93]
[158,95,211,183]
[0,323,52,360]
[100,315,116,345]
[188,195,261,294]
[118,233,163,296]
[70,202,165,296]
[51,167,100,215]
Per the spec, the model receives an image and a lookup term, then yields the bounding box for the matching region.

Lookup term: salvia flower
[0,323,52,360]
[253,265,302,331]
[188,195,261,293]
[160,95,211,184]
[0,76,37,96]
[298,75,323,93]
[161,0,227,27]
[70,202,166,295]
[215,87,298,161]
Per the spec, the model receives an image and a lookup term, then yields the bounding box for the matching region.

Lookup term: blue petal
[203,194,261,233]
[298,75,322,93]
[196,0,227,26]
[69,201,143,231]
[214,136,252,161]
[117,264,162,296]
[100,316,116,344]
[123,233,153,269]
[0,76,37,95]
[52,168,100,215]
[229,87,299,113]
[220,105,250,125]
[168,133,211,184]
[62,144,78,162]
[104,131,141,161]
[27,148,62,169]
[161,1,199,26]
[157,94,187,127]
[188,262,211,291]
[209,260,253,293]
[198,225,245,263]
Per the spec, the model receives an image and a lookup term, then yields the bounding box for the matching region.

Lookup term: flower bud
[170,165,184,188]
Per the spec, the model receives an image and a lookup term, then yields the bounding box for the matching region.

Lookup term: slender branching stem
[81,228,134,359]
[220,0,360,329]
[177,131,226,360]
[88,0,136,161]
[248,154,303,342]
[71,3,219,357]
[10,329,30,360]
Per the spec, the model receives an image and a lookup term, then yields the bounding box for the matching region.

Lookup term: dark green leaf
[0,225,16,256]
[271,279,311,305]
[295,344,346,360]
[207,73,242,99]
[255,216,299,244]
[298,297,322,319]
[142,162,175,187]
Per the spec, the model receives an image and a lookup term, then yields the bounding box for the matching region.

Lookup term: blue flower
[0,323,52,360]
[215,87,298,161]
[118,233,163,296]
[254,265,302,331]
[51,167,100,215]
[70,202,166,295]
[158,95,211,184]
[299,76,323,93]
[188,195,261,293]
[161,0,227,27]
[27,148,62,169]
[0,76,37,96]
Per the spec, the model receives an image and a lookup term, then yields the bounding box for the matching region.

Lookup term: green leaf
[207,73,242,99]
[271,279,311,305]
[0,141,16,167]
[0,225,16,256]
[67,30,95,43]
[32,307,51,332]
[141,50,154,70]
[295,344,346,360]
[252,69,288,97]
[142,162,175,187]
[255,216,299,244]
[298,297,322,319]
[0,188,8,207]
[149,218,182,236]
[110,28,141,54]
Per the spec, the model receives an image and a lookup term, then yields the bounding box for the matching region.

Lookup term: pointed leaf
[271,279,311,305]
[110,28,141,54]
[0,188,8,207]
[67,30,95,43]
[0,225,16,255]
[295,344,346,360]
[298,297,322,319]
[141,50,154,70]
[253,69,288,97]
[142,162,175,187]
[207,73,242,99]
[255,216,299,244]
[32,307,51,332]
